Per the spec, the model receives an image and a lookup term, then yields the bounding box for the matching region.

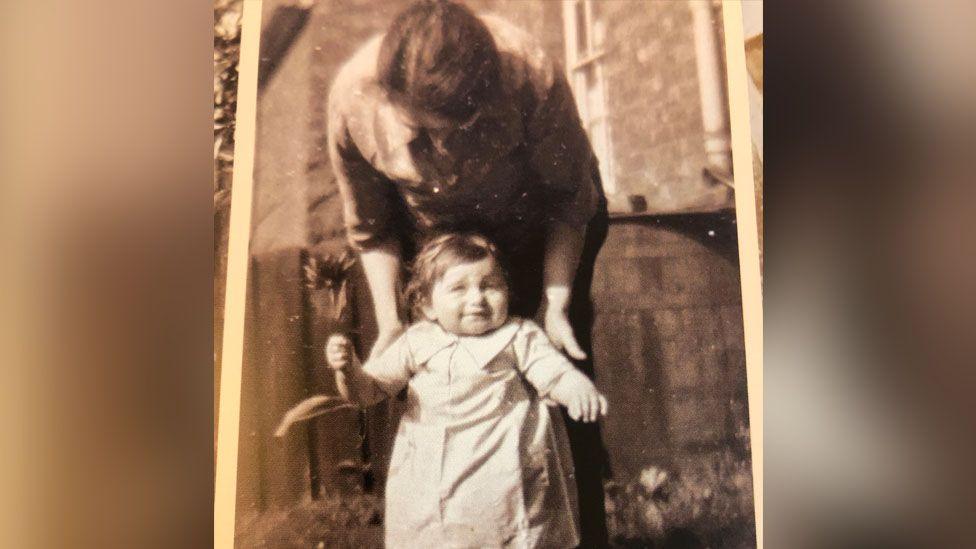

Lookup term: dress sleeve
[512,320,577,398]
[327,87,400,251]
[524,61,599,227]
[360,331,415,397]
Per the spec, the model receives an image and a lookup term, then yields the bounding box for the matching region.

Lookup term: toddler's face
[424,257,509,336]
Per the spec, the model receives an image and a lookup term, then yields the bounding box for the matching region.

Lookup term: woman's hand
[544,306,587,361]
[542,220,588,361]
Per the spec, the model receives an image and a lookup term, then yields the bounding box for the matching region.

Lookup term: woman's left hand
[544,308,587,361]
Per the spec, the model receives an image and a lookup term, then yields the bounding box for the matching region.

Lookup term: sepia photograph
[215,1,763,547]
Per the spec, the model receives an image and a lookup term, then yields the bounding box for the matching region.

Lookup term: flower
[638,466,669,496]
[303,250,358,321]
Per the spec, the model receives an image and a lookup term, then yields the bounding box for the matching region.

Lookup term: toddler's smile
[423,257,509,336]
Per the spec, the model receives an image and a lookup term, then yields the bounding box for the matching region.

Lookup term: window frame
[561,0,617,194]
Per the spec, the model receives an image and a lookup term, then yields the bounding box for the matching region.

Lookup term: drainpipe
[689,0,733,180]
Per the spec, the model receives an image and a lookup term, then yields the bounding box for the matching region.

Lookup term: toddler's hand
[555,372,608,423]
[567,386,608,423]
[325,333,357,371]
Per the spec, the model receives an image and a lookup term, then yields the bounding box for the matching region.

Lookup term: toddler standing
[327,233,607,548]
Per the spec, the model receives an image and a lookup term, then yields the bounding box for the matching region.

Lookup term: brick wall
[589,0,732,213]
[591,214,749,479]
[465,0,566,66]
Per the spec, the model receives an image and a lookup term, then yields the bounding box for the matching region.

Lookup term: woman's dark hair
[377,0,501,121]
[404,233,508,320]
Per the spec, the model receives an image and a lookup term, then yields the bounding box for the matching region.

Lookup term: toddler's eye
[483,279,505,291]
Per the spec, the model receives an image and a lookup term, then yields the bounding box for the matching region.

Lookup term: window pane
[587,87,601,120]
[575,1,588,55]
[573,71,589,120]
[592,19,606,49]
[584,65,603,120]
[589,119,615,193]
[582,63,595,90]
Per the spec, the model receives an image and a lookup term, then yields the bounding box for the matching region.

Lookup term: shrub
[605,449,756,548]
[235,494,383,549]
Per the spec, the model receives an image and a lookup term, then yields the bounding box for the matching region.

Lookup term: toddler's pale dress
[363,318,581,548]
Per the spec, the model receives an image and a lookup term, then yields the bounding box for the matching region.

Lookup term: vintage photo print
[215,1,763,547]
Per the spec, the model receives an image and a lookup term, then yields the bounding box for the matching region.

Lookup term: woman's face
[424,257,509,336]
[393,100,484,146]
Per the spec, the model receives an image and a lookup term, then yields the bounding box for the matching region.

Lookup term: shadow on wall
[591,210,748,474]
[257,5,312,92]
[611,211,740,265]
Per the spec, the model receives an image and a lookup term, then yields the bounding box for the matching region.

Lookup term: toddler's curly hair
[404,233,508,321]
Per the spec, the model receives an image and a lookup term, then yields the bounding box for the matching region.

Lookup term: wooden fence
[235,247,392,519]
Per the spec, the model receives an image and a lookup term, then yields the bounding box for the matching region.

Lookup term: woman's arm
[327,84,407,357]
[522,56,599,361]
[359,240,406,358]
[542,221,588,360]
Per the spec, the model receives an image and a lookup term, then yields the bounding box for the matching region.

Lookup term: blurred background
[765,1,976,547]
[6,0,976,547]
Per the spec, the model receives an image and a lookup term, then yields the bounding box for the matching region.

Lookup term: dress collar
[407,319,522,369]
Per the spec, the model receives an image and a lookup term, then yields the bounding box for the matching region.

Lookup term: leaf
[332,280,348,322]
[274,395,356,438]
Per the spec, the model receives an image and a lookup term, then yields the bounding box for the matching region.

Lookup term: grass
[234,449,754,548]
[235,493,383,549]
[605,448,757,548]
